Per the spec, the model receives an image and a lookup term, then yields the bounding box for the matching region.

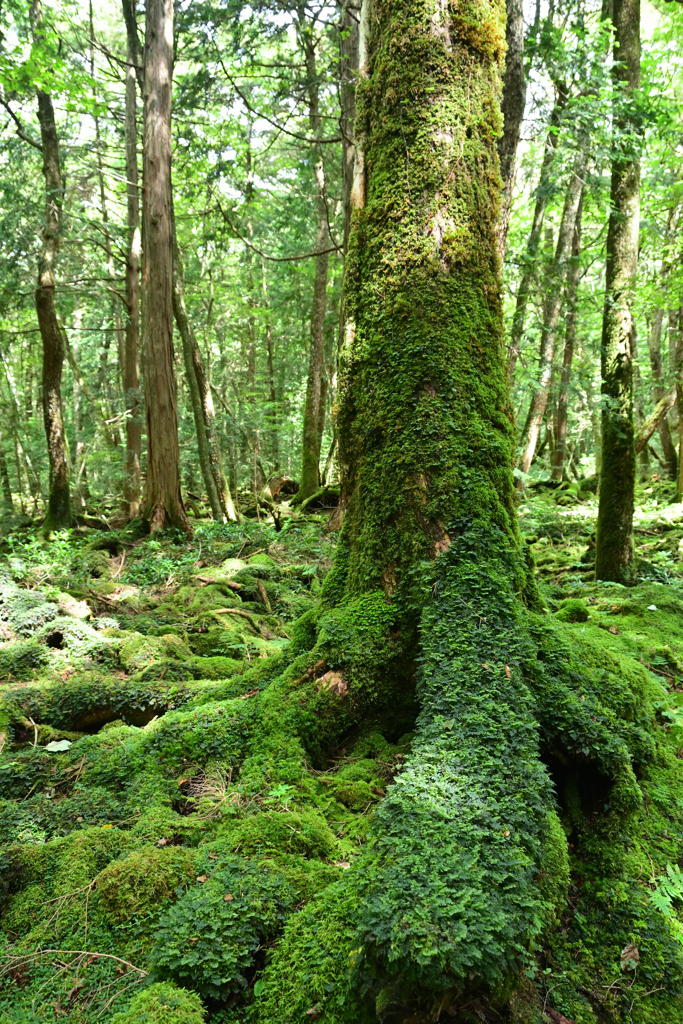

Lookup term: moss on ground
[1,492,683,1021]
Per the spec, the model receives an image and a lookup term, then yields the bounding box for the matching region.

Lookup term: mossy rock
[0,637,49,679]
[110,982,206,1024]
[554,598,589,623]
[97,843,197,923]
[213,808,339,860]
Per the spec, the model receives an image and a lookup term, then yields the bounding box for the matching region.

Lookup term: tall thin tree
[141,0,190,533]
[595,0,641,582]
[29,0,72,533]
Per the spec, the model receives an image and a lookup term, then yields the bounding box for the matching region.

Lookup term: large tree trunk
[497,0,526,262]
[551,194,583,482]
[141,0,190,534]
[517,158,586,476]
[298,15,330,502]
[30,0,72,534]
[122,7,142,518]
[172,228,237,522]
[595,0,640,583]
[506,92,566,378]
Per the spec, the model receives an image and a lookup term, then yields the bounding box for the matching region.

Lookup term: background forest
[6,1,683,1024]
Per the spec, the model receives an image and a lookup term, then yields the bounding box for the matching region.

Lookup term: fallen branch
[212,607,265,636]
[635,387,677,454]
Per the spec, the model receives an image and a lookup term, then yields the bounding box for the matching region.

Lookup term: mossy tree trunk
[325,0,555,999]
[141,0,191,536]
[595,0,640,583]
[551,194,583,482]
[30,0,72,534]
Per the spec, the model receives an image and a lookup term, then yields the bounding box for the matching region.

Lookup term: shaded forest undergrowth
[4,484,683,1023]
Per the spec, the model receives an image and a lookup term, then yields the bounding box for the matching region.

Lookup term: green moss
[211,808,339,861]
[110,982,206,1024]
[97,844,197,923]
[0,637,49,679]
[554,598,590,623]
[151,855,297,998]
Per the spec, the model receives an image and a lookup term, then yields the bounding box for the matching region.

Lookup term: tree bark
[30,0,72,533]
[328,0,553,1000]
[517,158,586,476]
[141,0,191,535]
[595,0,640,583]
[647,310,677,480]
[507,92,567,378]
[122,3,142,517]
[340,1,360,259]
[551,194,583,482]
[497,0,526,262]
[172,228,237,522]
[298,11,330,501]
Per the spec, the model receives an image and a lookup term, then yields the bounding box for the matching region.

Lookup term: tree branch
[0,97,43,151]
[216,198,339,262]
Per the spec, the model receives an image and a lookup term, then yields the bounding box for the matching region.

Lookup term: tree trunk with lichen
[30,0,72,534]
[595,0,640,584]
[141,0,191,536]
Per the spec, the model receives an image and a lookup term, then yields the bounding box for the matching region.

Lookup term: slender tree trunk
[0,434,14,517]
[122,17,142,517]
[141,0,190,534]
[340,1,360,259]
[172,228,237,522]
[497,0,526,262]
[262,263,279,472]
[647,309,677,480]
[551,195,583,482]
[89,0,125,410]
[298,12,330,500]
[595,0,640,583]
[518,159,586,476]
[632,326,650,481]
[30,0,72,533]
[674,310,683,501]
[507,94,566,377]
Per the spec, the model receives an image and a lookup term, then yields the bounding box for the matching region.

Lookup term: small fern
[649,863,683,945]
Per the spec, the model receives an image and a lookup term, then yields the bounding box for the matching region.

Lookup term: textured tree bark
[497,0,526,263]
[507,94,566,378]
[262,264,279,472]
[595,0,640,583]
[0,435,14,516]
[172,228,237,522]
[141,0,191,535]
[551,195,583,482]
[517,159,586,477]
[122,4,142,518]
[30,0,72,534]
[298,14,331,501]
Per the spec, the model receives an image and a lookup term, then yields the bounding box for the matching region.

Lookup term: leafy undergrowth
[2,487,683,1022]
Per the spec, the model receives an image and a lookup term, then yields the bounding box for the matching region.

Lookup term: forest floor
[2,482,683,1022]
